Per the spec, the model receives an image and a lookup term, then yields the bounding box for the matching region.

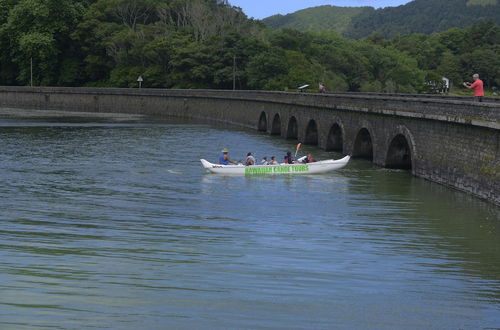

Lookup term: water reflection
[345,165,500,288]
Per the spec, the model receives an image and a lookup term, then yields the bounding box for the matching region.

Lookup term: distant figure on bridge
[319,83,327,93]
[463,74,484,102]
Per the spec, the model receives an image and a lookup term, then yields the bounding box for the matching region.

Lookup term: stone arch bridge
[0,87,498,204]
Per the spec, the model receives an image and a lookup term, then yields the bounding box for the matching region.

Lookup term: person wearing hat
[219,148,237,165]
[463,74,484,102]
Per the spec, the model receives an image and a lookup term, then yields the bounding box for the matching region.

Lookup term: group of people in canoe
[219,148,315,166]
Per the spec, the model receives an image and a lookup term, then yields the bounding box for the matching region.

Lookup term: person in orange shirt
[463,74,484,102]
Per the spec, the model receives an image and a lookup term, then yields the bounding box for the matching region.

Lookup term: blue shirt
[219,153,229,165]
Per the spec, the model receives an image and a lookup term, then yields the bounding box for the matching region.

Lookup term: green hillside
[262,0,500,39]
[346,0,500,38]
[263,5,371,34]
[467,0,498,6]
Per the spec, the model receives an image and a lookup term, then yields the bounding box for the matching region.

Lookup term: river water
[1,111,499,329]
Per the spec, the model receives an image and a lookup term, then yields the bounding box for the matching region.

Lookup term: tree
[463,47,500,87]
[246,48,288,90]
[1,0,83,85]
[436,51,462,87]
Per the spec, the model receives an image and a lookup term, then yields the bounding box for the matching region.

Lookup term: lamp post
[30,57,33,87]
[232,55,236,91]
[137,76,143,88]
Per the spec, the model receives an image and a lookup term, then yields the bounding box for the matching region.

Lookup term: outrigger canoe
[200,156,350,175]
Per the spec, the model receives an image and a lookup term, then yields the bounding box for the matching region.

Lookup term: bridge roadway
[0,87,498,205]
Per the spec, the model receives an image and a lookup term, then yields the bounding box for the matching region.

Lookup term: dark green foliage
[346,0,500,39]
[0,0,84,85]
[0,0,498,92]
[386,21,500,88]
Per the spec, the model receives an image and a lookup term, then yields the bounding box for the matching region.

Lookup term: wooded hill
[263,0,500,39]
[263,6,371,35]
[0,0,498,92]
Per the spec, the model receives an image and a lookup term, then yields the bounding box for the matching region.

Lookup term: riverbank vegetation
[0,0,498,94]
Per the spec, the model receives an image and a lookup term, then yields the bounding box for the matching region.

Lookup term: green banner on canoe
[245,165,309,175]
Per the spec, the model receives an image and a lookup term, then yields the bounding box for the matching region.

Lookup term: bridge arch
[386,135,412,170]
[258,111,267,132]
[325,122,344,152]
[352,127,374,160]
[271,114,281,135]
[304,119,318,145]
[286,116,298,140]
[385,125,417,173]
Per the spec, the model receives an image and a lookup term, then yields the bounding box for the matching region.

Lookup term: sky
[229,0,413,19]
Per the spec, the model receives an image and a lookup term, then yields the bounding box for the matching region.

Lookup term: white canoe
[200,156,350,175]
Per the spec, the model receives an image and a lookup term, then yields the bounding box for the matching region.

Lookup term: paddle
[294,143,302,158]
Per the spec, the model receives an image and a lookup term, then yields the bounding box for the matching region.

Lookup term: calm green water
[1,113,499,329]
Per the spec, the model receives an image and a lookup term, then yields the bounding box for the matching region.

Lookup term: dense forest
[263,0,500,39]
[0,0,499,93]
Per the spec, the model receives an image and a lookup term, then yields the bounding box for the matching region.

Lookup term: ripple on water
[0,117,499,328]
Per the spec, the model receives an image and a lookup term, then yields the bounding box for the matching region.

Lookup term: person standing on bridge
[319,83,327,93]
[463,74,484,102]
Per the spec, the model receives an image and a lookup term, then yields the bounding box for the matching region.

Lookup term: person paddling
[219,148,237,165]
[245,152,256,166]
[284,151,294,164]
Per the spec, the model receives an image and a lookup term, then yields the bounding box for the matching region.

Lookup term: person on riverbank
[245,152,255,166]
[463,74,484,102]
[219,148,237,165]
